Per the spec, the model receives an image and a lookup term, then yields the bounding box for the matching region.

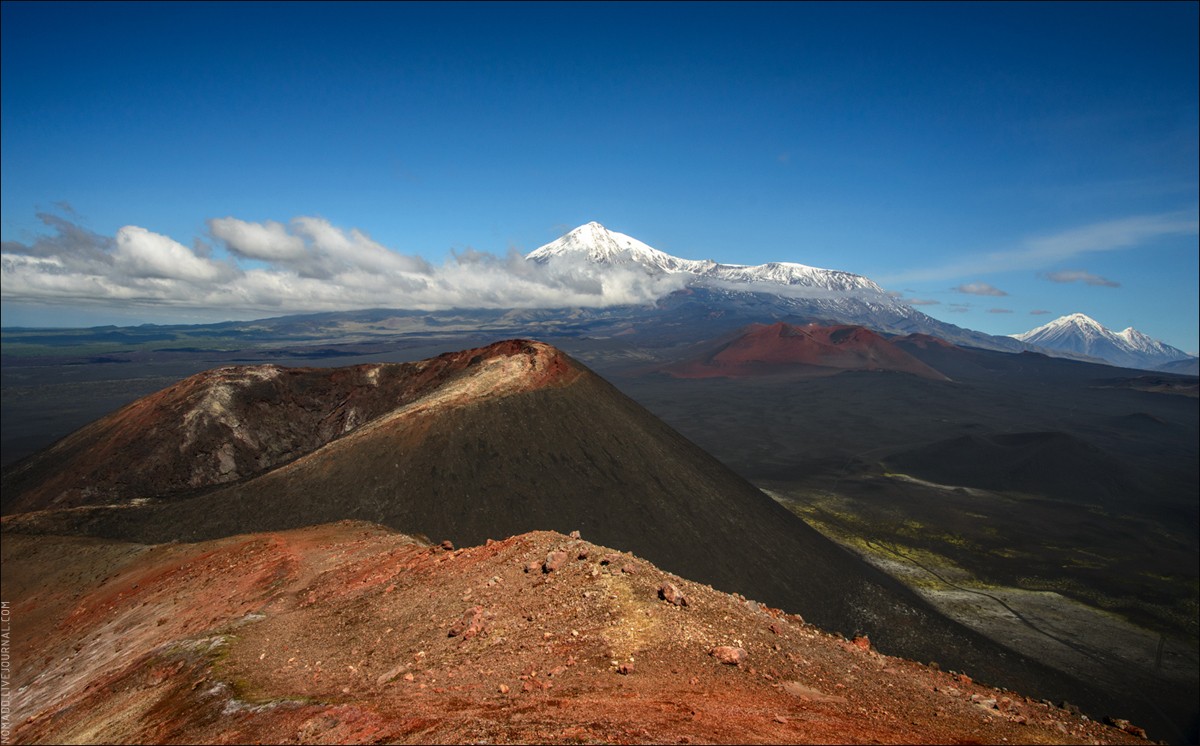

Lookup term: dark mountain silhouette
[663,322,950,380]
[0,339,1154,734]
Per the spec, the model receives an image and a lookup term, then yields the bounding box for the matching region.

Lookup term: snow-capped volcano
[529,222,890,296]
[526,222,1030,352]
[1011,313,1193,371]
[527,222,707,274]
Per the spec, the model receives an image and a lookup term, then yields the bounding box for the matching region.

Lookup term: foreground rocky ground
[2,521,1150,744]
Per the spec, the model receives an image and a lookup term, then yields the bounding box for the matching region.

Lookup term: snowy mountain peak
[527,222,699,273]
[1065,312,1104,326]
[527,223,891,297]
[1012,313,1192,371]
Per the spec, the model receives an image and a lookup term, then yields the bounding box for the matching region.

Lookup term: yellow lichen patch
[595,568,665,663]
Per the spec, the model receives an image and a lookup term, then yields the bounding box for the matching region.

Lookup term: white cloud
[1,213,687,318]
[114,226,229,282]
[209,218,305,262]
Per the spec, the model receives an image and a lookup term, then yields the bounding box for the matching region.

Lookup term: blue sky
[2,1,1197,352]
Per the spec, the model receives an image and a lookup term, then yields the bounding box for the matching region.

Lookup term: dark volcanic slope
[1,347,521,515]
[1,340,1132,726]
[665,322,949,380]
[882,431,1140,506]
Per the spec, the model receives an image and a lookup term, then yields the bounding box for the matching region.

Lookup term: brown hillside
[0,522,1146,745]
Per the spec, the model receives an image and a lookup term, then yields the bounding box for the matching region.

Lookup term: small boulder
[851,635,871,652]
[1106,717,1147,739]
[569,530,581,539]
[543,550,569,573]
[710,646,747,666]
[448,605,484,639]
[524,560,542,574]
[617,663,634,675]
[658,583,687,607]
[440,540,454,551]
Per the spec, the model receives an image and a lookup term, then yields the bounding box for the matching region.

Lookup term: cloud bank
[1,214,687,317]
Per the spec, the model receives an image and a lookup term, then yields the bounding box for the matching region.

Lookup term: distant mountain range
[2,222,1193,375]
[1012,313,1195,373]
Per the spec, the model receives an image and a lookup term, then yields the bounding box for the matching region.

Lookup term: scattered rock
[617,663,634,675]
[970,694,998,710]
[774,715,788,724]
[851,635,871,652]
[569,530,581,539]
[710,646,747,665]
[781,681,848,704]
[524,560,541,574]
[448,605,484,639]
[658,583,687,606]
[440,540,454,551]
[577,548,590,560]
[769,622,783,635]
[620,564,636,575]
[376,663,407,686]
[498,683,509,694]
[543,550,568,573]
[600,553,621,565]
[1106,717,1147,738]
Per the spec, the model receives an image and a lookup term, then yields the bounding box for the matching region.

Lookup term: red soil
[2,522,1145,744]
[666,322,950,380]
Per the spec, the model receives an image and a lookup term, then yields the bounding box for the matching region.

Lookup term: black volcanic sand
[880,431,1142,507]
[1,352,1163,742]
[599,352,1197,743]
